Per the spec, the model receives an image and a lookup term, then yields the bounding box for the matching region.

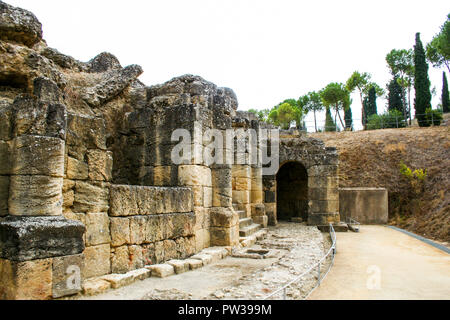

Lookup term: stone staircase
[233,204,268,247]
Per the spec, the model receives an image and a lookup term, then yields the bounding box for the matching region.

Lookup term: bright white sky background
[7,0,450,131]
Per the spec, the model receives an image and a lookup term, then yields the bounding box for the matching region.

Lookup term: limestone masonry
[0,1,340,299]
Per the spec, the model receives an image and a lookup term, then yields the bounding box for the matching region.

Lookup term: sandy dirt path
[309,225,450,300]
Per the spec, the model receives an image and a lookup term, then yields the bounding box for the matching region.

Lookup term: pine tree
[443,72,449,113]
[325,107,337,132]
[387,77,404,113]
[414,33,432,126]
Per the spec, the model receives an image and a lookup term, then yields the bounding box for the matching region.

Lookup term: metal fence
[263,223,337,300]
[300,111,445,132]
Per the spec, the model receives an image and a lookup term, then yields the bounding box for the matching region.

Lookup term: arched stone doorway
[276,161,308,221]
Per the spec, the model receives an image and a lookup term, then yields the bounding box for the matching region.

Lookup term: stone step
[317,222,348,233]
[239,217,252,229]
[239,223,261,237]
[239,229,268,247]
[236,210,246,219]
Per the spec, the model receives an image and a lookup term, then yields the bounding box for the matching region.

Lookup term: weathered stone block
[201,247,228,260]
[63,212,86,243]
[147,264,174,278]
[251,203,266,217]
[110,245,130,274]
[145,215,164,243]
[195,228,210,252]
[128,245,144,271]
[101,273,134,289]
[185,258,203,270]
[66,113,106,150]
[192,185,203,207]
[0,175,9,216]
[12,136,64,177]
[212,168,231,189]
[109,185,193,216]
[130,216,147,245]
[153,166,174,186]
[9,175,63,216]
[87,150,113,181]
[210,225,239,247]
[0,258,52,300]
[210,207,238,228]
[163,239,177,261]
[0,104,12,141]
[234,177,251,191]
[82,278,111,296]
[172,212,196,238]
[232,190,249,205]
[253,215,268,228]
[167,259,189,274]
[110,217,130,247]
[264,203,277,226]
[178,165,212,187]
[310,200,339,214]
[128,268,151,281]
[73,181,109,213]
[109,185,138,216]
[12,97,66,139]
[203,186,212,208]
[66,156,88,180]
[213,187,232,207]
[84,244,110,278]
[232,165,250,178]
[190,253,213,266]
[52,254,84,298]
[0,140,11,175]
[62,189,74,210]
[250,190,263,203]
[85,212,110,246]
[0,216,85,262]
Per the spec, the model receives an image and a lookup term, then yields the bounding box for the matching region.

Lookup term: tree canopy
[426,13,450,72]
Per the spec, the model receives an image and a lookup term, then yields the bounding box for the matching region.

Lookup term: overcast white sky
[7,0,450,130]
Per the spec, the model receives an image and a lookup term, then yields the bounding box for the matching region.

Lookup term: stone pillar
[0,78,85,300]
[307,147,340,226]
[263,175,277,226]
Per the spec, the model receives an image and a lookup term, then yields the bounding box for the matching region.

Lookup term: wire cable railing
[263,223,337,300]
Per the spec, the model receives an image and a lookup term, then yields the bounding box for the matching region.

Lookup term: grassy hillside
[310,126,450,243]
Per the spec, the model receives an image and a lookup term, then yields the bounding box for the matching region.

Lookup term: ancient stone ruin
[0,1,340,299]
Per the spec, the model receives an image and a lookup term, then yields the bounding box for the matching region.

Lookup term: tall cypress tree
[414,33,432,126]
[367,86,378,117]
[443,72,449,113]
[387,77,404,113]
[344,105,353,130]
[325,106,337,132]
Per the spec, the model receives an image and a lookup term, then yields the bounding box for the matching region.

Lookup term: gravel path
[208,222,333,300]
[78,222,332,300]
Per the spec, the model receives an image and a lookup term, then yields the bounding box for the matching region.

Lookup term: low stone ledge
[167,259,189,274]
[190,253,213,266]
[0,216,85,262]
[82,278,111,296]
[146,264,175,278]
[184,259,203,270]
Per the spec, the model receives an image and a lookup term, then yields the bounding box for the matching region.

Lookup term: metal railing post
[317,262,321,286]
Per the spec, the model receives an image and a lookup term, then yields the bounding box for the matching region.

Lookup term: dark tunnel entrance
[276,161,308,221]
